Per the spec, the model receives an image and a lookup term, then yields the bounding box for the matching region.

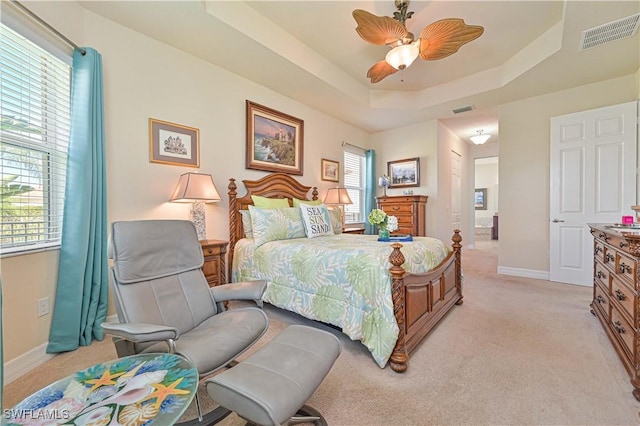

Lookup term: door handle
[552,219,565,223]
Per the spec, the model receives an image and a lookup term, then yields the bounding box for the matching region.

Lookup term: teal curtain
[364,149,376,235]
[47,48,108,353]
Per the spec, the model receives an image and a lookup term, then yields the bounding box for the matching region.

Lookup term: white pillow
[299,203,334,238]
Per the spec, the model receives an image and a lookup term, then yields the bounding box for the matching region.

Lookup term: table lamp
[169,172,221,240]
[324,187,353,229]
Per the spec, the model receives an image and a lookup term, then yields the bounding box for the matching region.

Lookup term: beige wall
[0,3,369,363]
[499,74,639,273]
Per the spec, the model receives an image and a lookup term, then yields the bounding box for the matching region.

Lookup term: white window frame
[343,147,366,226]
[0,21,71,256]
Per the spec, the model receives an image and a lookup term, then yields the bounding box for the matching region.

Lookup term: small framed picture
[149,118,199,167]
[321,158,339,182]
[475,188,487,210]
[388,157,420,188]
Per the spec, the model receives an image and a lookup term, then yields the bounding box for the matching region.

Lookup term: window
[0,23,71,254]
[343,148,365,225]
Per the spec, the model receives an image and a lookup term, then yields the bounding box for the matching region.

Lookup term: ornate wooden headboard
[227,173,318,278]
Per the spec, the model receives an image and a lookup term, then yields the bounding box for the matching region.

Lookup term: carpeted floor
[4,241,640,425]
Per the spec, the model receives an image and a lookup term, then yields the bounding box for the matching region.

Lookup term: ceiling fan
[353,0,484,83]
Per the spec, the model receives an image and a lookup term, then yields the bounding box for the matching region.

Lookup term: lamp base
[190,201,206,240]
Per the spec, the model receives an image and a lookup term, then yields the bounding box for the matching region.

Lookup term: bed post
[453,229,463,305]
[228,178,238,280]
[389,242,408,373]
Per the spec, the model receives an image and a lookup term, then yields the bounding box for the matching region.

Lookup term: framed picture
[149,118,199,167]
[388,157,420,188]
[321,158,339,182]
[475,188,487,210]
[246,100,304,175]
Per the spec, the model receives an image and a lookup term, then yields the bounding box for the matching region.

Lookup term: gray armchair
[102,220,268,424]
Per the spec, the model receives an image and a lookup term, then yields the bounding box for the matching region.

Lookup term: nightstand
[343,227,365,234]
[199,240,228,287]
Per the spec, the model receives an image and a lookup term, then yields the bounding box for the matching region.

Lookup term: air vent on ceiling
[579,13,640,51]
[453,105,474,114]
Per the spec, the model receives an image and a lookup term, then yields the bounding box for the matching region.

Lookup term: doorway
[474,156,499,249]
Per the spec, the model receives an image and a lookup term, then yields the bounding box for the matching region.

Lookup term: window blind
[343,150,365,224]
[0,23,71,253]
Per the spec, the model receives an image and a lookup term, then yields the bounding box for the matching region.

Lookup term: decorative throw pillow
[299,203,334,238]
[240,210,253,239]
[292,197,323,207]
[328,207,343,234]
[249,205,306,247]
[251,194,290,209]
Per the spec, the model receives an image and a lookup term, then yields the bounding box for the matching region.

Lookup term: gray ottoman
[205,325,341,426]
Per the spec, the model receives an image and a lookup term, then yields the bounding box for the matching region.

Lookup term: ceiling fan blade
[367,60,398,83]
[418,18,484,60]
[353,9,408,46]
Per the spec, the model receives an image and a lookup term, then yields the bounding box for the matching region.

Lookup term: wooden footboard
[388,230,463,373]
[227,173,462,373]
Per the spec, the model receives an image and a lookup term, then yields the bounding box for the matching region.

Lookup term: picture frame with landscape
[246,100,304,175]
[149,118,199,167]
[388,157,420,188]
[321,158,339,182]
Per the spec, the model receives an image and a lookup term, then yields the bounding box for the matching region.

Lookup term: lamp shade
[470,130,491,145]
[385,40,420,70]
[323,187,353,205]
[169,172,221,203]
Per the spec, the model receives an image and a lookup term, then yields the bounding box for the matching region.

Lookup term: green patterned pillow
[249,205,306,247]
[328,207,342,234]
[292,197,322,207]
[240,210,253,239]
[299,203,334,238]
[251,194,289,209]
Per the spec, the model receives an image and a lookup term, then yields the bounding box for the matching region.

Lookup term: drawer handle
[619,263,632,274]
[605,253,614,262]
[596,271,606,279]
[594,246,603,254]
[596,295,605,304]
[614,320,626,334]
[615,289,626,301]
[620,241,629,248]
[391,206,400,211]
[599,233,606,238]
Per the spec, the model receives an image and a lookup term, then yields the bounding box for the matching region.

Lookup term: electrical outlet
[37,297,49,317]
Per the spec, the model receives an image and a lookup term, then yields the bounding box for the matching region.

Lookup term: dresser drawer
[593,281,610,321]
[381,203,415,215]
[594,239,606,262]
[616,251,637,288]
[594,259,609,284]
[611,276,636,323]
[611,307,637,361]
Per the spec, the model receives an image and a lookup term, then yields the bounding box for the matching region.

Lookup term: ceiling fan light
[470,130,491,145]
[385,40,420,70]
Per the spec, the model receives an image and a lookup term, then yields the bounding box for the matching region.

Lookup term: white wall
[0,4,369,365]
[499,74,639,274]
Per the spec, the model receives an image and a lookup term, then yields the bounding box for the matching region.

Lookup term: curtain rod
[9,0,86,56]
[341,141,366,151]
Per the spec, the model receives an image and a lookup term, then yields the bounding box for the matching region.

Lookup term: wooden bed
[227,173,463,373]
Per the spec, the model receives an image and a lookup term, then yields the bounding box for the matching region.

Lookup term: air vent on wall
[579,13,640,51]
[452,105,474,114]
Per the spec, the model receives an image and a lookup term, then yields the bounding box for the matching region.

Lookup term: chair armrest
[211,280,267,303]
[101,322,179,343]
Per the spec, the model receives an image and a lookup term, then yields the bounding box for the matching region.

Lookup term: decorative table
[5,352,198,425]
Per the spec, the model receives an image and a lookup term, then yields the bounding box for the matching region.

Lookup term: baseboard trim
[3,314,119,385]
[4,342,55,385]
[497,266,550,281]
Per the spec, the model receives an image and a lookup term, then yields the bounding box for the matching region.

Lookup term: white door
[451,150,462,232]
[550,101,638,286]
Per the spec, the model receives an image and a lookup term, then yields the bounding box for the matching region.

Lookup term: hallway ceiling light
[470,130,491,145]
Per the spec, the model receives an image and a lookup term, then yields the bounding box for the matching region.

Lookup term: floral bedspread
[232,234,451,367]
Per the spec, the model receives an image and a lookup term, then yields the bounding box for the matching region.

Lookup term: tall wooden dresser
[376,195,428,236]
[589,224,640,400]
